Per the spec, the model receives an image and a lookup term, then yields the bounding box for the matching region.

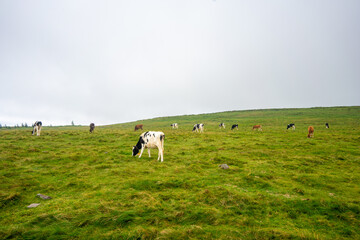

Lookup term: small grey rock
[27,203,40,208]
[37,194,52,200]
[219,164,229,169]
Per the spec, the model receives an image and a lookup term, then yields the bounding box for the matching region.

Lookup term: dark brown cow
[134,124,143,131]
[252,125,262,131]
[90,123,95,133]
[308,126,314,138]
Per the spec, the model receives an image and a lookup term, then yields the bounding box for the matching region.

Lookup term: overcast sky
[1,0,359,126]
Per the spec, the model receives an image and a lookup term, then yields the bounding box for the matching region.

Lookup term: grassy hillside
[1,106,359,239]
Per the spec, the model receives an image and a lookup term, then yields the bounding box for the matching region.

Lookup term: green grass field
[1,106,359,239]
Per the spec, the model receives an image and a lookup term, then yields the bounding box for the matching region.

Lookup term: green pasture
[1,106,359,239]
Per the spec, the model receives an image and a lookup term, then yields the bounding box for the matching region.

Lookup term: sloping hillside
[1,106,359,239]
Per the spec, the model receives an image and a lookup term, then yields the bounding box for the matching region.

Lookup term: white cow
[192,123,204,133]
[219,123,225,129]
[171,123,178,129]
[132,131,165,162]
[32,121,42,136]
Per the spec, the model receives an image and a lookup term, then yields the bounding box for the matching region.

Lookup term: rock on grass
[219,164,229,169]
[37,194,52,200]
[27,203,40,208]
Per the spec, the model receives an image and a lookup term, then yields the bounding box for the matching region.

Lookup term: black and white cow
[219,123,225,129]
[231,124,238,130]
[192,123,204,133]
[325,123,329,128]
[170,123,178,129]
[90,123,95,133]
[287,123,295,130]
[32,121,42,136]
[132,131,165,162]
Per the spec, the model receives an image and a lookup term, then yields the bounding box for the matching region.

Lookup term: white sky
[1,0,359,126]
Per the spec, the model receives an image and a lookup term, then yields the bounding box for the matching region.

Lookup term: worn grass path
[1,106,359,239]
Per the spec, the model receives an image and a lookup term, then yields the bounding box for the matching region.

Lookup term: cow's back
[141,131,164,148]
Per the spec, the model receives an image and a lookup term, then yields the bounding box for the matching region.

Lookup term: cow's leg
[148,148,151,157]
[139,146,145,158]
[37,127,41,136]
[161,144,164,162]
[157,146,163,162]
[157,147,160,161]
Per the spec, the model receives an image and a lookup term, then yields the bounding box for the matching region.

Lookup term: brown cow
[252,125,262,131]
[134,124,143,131]
[308,126,314,138]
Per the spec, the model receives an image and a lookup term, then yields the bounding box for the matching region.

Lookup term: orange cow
[134,124,143,131]
[308,126,314,138]
[252,125,262,131]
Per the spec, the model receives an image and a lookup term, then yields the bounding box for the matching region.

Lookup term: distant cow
[308,126,314,138]
[171,123,178,129]
[287,123,295,130]
[89,123,95,133]
[32,121,42,136]
[192,123,204,133]
[252,125,262,131]
[219,123,225,129]
[132,131,165,162]
[134,124,143,131]
[325,123,329,128]
[231,124,238,130]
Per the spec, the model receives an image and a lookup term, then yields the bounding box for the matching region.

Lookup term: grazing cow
[134,124,143,131]
[231,124,238,130]
[325,123,329,129]
[219,123,225,129]
[32,121,42,136]
[192,123,204,133]
[252,125,262,131]
[132,131,165,162]
[89,123,95,133]
[287,123,295,130]
[171,123,178,129]
[308,126,314,138]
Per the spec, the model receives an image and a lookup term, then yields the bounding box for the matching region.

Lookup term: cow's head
[132,146,139,156]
